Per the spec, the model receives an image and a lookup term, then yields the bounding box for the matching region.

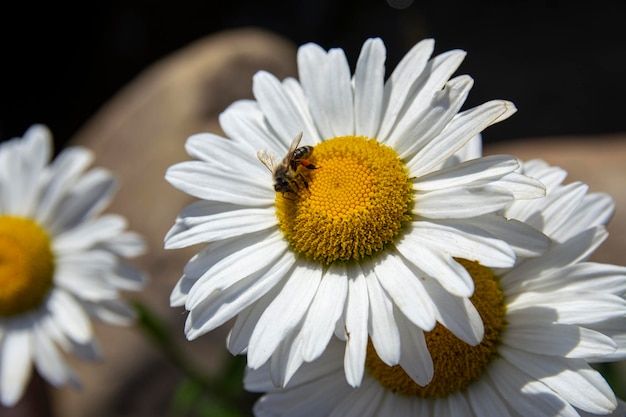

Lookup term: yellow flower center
[0,216,55,317]
[275,136,413,264]
[365,259,506,397]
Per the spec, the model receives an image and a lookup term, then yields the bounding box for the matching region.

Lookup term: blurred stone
[11,27,623,417]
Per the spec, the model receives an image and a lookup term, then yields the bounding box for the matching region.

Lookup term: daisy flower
[165,38,550,386]
[244,158,626,417]
[0,125,147,406]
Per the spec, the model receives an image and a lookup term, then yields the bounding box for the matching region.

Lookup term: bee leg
[281,191,296,201]
[300,159,317,170]
[290,178,302,191]
[296,172,309,189]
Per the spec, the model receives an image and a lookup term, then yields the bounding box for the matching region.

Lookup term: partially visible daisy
[166,38,551,386]
[245,158,626,417]
[0,125,147,406]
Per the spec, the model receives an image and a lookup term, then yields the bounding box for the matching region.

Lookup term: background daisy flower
[244,159,626,417]
[0,125,147,407]
[165,37,551,387]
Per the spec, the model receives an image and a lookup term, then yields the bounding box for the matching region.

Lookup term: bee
[257,132,317,196]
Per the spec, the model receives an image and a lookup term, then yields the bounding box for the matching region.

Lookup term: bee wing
[287,132,304,156]
[257,150,278,172]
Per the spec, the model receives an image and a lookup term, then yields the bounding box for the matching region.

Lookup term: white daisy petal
[363,258,401,366]
[185,133,253,170]
[508,291,626,325]
[452,134,483,164]
[252,71,320,145]
[583,399,626,417]
[0,133,33,215]
[513,262,626,295]
[252,364,349,417]
[344,265,369,387]
[552,192,615,242]
[463,214,550,258]
[377,38,434,136]
[429,223,518,268]
[106,262,147,292]
[438,392,472,417]
[0,322,33,407]
[413,219,517,267]
[298,43,354,138]
[353,38,385,137]
[220,100,289,154]
[53,214,127,253]
[414,186,514,218]
[520,159,568,187]
[54,252,118,300]
[35,146,94,225]
[6,125,51,217]
[420,276,484,345]
[170,273,194,307]
[488,359,580,417]
[81,299,138,325]
[391,75,474,158]
[394,237,475,297]
[247,263,323,369]
[397,314,434,385]
[320,48,354,137]
[587,318,626,361]
[47,168,118,233]
[523,181,589,236]
[166,161,272,206]
[32,324,77,387]
[300,264,348,362]
[100,231,146,258]
[500,346,617,414]
[185,250,294,338]
[165,207,275,248]
[466,376,512,417]
[503,316,617,358]
[502,227,608,287]
[329,376,386,417]
[251,349,350,417]
[47,290,93,344]
[414,154,520,191]
[186,132,271,180]
[489,171,547,199]
[373,250,436,331]
[269,328,307,388]
[378,50,465,146]
[408,100,516,177]
[184,231,286,307]
[227,284,282,356]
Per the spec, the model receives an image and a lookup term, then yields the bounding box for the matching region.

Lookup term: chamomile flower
[0,125,147,406]
[245,159,626,417]
[165,38,550,386]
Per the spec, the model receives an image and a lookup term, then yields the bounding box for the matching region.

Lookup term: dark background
[2,0,625,150]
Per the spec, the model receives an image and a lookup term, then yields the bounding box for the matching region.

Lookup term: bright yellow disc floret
[275,136,413,264]
[0,216,55,316]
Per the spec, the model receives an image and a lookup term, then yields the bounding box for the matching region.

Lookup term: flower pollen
[365,259,506,397]
[0,216,55,317]
[275,136,413,264]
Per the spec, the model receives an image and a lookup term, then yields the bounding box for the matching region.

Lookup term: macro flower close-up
[0,125,147,407]
[244,158,626,417]
[165,37,553,387]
